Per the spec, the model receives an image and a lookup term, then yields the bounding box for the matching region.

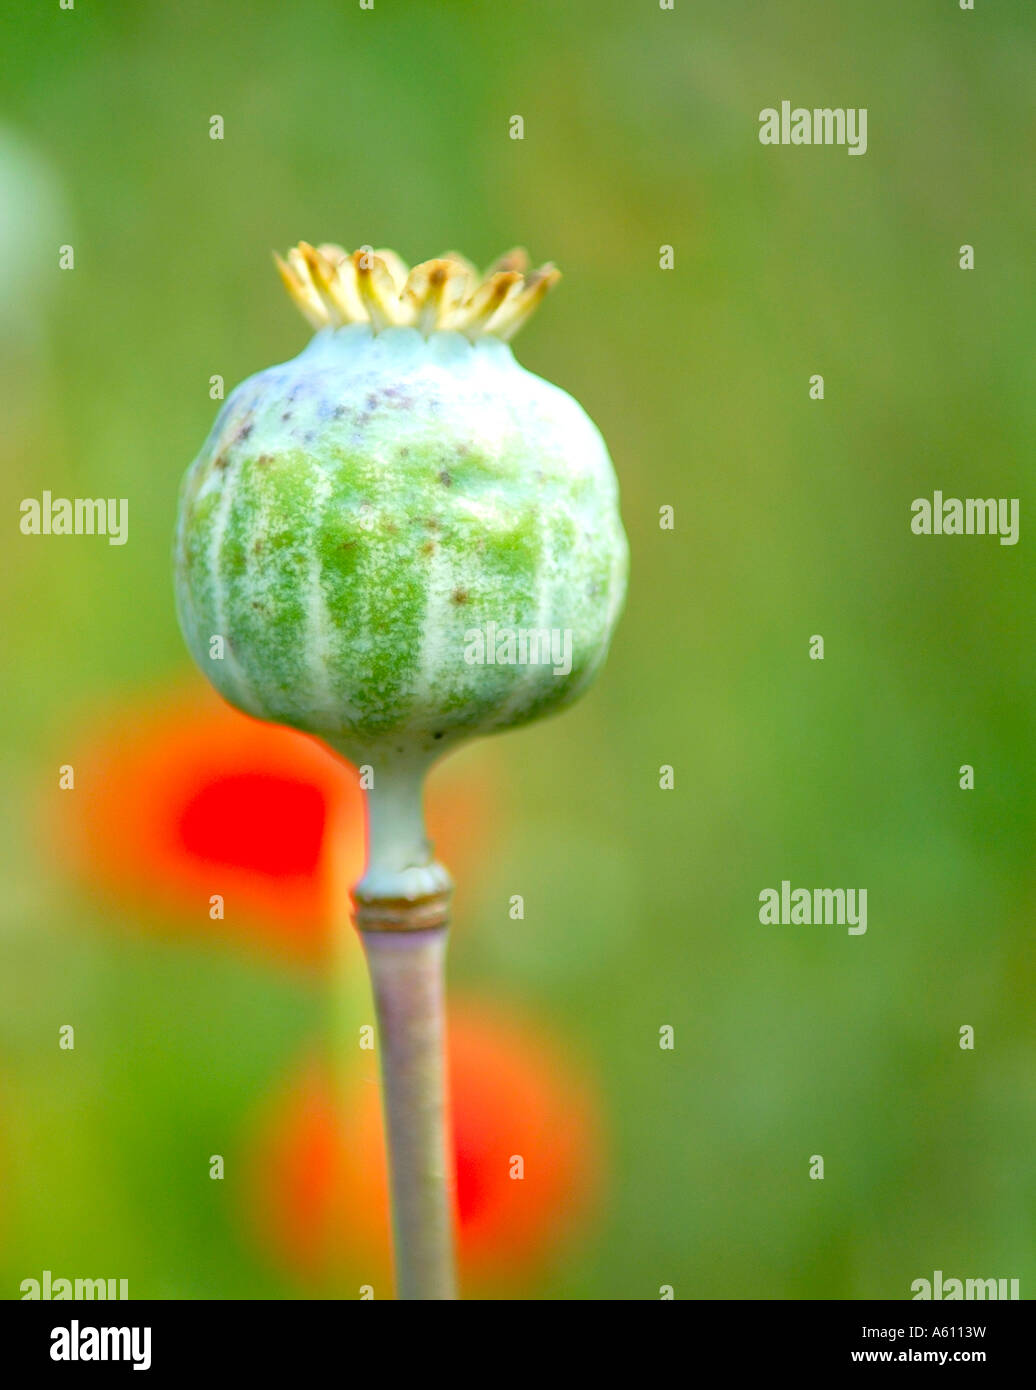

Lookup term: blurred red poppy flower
[53,680,492,966]
[246,1000,603,1292]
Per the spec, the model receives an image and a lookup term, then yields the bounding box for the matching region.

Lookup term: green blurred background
[1,0,1033,1299]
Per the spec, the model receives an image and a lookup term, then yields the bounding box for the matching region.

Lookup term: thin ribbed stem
[359,923,456,1300]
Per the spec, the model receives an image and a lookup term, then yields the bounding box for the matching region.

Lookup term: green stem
[359,923,456,1300]
[349,756,457,1300]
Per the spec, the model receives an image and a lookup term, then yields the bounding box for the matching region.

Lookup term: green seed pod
[174,243,628,894]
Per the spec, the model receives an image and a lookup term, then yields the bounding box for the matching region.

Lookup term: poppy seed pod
[174,244,628,894]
